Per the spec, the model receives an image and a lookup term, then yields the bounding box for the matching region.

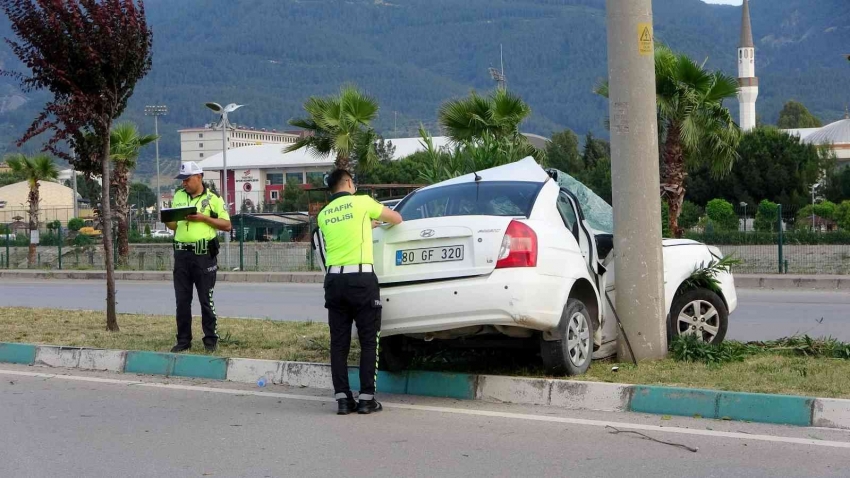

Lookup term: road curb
[735,274,850,290]
[3,341,847,429]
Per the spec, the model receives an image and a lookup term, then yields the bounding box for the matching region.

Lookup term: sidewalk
[1,269,849,289]
[2,341,849,430]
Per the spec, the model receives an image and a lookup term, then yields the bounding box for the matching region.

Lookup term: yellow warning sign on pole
[638,23,653,56]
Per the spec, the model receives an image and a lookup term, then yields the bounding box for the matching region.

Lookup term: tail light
[496,221,538,268]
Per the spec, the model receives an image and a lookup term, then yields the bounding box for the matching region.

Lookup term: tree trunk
[660,124,687,238]
[27,184,39,268]
[113,162,130,267]
[101,130,119,332]
[335,153,350,172]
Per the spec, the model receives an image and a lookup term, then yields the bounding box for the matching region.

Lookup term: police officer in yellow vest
[317,169,402,415]
[166,162,232,353]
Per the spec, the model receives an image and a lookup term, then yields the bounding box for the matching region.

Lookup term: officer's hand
[186,214,207,223]
[371,220,381,229]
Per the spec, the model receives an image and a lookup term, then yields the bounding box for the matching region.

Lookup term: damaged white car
[371,157,738,375]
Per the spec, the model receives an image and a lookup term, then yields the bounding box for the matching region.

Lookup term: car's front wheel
[540,299,595,376]
[668,288,728,344]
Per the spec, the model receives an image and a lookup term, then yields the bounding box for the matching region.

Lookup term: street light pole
[606,0,667,361]
[144,105,167,225]
[71,149,78,219]
[205,102,244,270]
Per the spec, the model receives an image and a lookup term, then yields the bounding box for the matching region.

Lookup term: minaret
[737,0,758,131]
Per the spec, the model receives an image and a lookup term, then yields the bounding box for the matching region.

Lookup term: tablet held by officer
[165,162,232,353]
[314,169,402,415]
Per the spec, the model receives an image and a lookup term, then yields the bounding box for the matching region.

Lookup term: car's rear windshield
[396,181,543,221]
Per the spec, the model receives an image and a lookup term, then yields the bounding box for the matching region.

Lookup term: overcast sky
[701,0,744,5]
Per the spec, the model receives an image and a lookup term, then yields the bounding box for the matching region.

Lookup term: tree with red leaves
[0,0,153,331]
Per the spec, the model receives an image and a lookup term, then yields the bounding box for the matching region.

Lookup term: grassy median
[0,307,358,364]
[2,306,850,399]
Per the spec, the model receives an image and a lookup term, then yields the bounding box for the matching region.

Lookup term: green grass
[3,307,850,398]
[0,307,358,364]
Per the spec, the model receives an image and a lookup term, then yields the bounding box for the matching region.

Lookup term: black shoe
[204,343,217,353]
[337,398,357,415]
[357,399,382,415]
[170,343,191,353]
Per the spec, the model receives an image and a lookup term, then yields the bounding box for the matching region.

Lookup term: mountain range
[0,0,847,181]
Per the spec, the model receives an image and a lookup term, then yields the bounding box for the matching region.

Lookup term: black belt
[173,242,197,251]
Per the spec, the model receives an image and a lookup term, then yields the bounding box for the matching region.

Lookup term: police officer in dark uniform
[166,162,232,353]
[314,169,402,415]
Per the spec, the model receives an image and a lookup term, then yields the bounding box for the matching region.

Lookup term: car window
[556,192,579,239]
[396,181,542,221]
[548,169,614,234]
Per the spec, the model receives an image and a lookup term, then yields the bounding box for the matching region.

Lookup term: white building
[785,115,850,165]
[198,136,451,213]
[178,126,301,164]
[737,0,758,132]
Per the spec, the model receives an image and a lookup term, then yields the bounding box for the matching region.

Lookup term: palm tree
[596,44,742,237]
[437,88,542,161]
[110,122,157,266]
[5,153,59,267]
[287,85,380,171]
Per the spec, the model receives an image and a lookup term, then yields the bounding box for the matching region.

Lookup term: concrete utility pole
[605,0,667,361]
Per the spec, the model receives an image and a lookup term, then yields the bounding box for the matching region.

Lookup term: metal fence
[684,204,850,275]
[1,213,322,272]
[3,205,850,275]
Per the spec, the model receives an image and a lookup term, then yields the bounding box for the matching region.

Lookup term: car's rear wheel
[540,299,595,376]
[667,288,728,344]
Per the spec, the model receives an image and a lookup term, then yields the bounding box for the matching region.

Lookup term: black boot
[337,397,357,415]
[357,398,382,415]
[170,343,191,353]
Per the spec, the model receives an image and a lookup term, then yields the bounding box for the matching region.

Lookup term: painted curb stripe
[173,355,228,380]
[124,351,228,380]
[629,385,815,427]
[125,351,175,376]
[0,342,835,428]
[407,371,476,400]
[717,391,813,426]
[630,386,718,418]
[0,343,36,365]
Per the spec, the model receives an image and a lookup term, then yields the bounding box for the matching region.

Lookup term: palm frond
[681,254,741,294]
[704,72,740,104]
[340,85,379,125]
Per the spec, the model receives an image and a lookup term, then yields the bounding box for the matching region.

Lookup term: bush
[67,218,85,232]
[837,201,850,231]
[680,201,703,230]
[144,224,151,237]
[705,199,738,230]
[73,234,93,246]
[754,199,779,232]
[670,335,756,366]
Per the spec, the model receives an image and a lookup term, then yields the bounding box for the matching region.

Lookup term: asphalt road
[1,279,850,341]
[0,279,327,322]
[2,364,849,478]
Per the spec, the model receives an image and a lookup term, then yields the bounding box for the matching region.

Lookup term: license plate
[396,245,464,266]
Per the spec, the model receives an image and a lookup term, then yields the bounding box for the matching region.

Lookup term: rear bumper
[378,269,568,337]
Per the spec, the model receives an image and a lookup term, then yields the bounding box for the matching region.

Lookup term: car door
[556,189,601,281]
